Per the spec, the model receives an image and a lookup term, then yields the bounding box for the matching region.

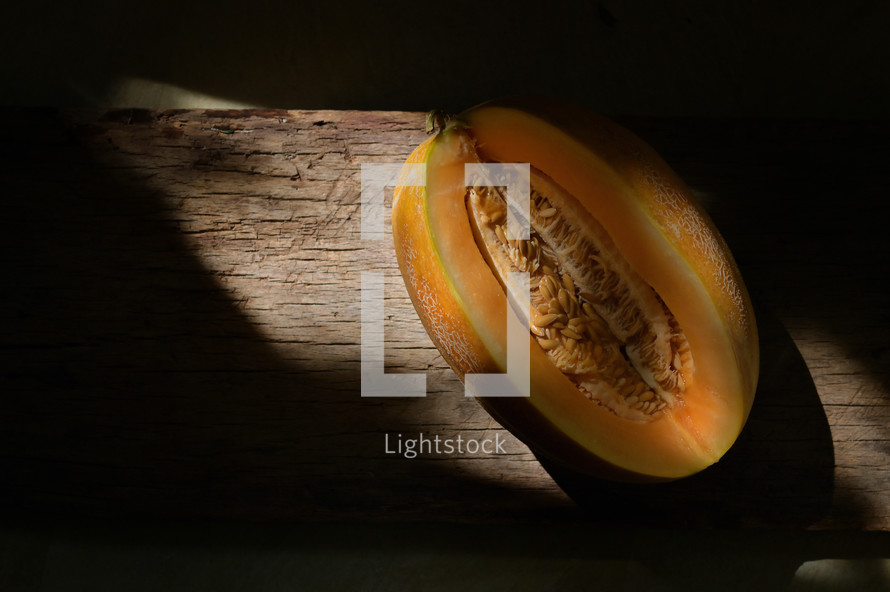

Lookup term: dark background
[3,0,889,117]
[2,1,889,590]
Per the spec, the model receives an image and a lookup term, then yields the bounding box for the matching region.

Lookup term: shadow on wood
[0,110,568,522]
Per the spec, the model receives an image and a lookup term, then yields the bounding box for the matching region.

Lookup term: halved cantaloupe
[392,98,758,481]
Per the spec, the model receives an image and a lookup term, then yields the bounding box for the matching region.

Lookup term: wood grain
[0,109,887,530]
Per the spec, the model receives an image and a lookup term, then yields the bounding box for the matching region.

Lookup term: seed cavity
[465,165,694,421]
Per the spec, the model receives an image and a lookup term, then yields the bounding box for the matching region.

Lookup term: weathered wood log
[0,109,887,529]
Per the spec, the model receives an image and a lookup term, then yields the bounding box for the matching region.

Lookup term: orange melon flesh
[393,100,758,481]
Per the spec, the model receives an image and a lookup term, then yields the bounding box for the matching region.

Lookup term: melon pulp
[392,98,758,481]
